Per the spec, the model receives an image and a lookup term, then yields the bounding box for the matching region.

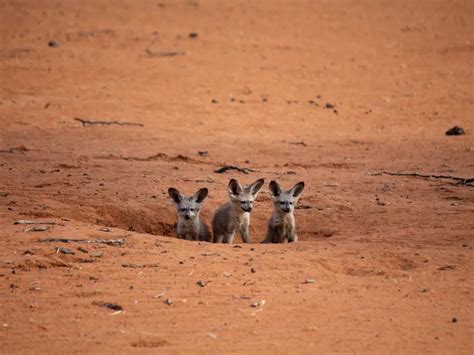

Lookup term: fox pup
[168,187,211,242]
[262,181,305,243]
[212,178,264,243]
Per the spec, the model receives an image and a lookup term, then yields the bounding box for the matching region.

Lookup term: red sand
[0,0,473,353]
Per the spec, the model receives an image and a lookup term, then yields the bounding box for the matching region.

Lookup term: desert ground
[0,0,473,353]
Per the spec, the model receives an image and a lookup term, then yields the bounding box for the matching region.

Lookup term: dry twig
[145,48,187,57]
[39,238,125,246]
[74,117,143,127]
[368,171,473,185]
[214,165,257,174]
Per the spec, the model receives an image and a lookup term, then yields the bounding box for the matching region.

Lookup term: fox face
[268,181,305,214]
[168,187,208,220]
[228,178,264,213]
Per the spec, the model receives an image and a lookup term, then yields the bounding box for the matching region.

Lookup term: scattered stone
[420,288,429,293]
[304,278,315,284]
[188,32,199,38]
[165,298,173,305]
[48,40,59,48]
[99,227,112,232]
[452,317,458,323]
[92,301,123,311]
[223,272,232,277]
[55,247,75,255]
[201,252,218,256]
[29,281,41,291]
[196,280,207,287]
[251,300,266,308]
[91,251,103,258]
[77,247,89,253]
[198,150,208,157]
[211,99,218,104]
[438,265,455,271]
[154,292,165,299]
[251,268,256,273]
[233,294,251,300]
[445,126,465,136]
[324,102,335,109]
[207,332,217,339]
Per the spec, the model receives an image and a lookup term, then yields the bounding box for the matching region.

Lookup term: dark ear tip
[168,187,176,194]
[299,181,305,187]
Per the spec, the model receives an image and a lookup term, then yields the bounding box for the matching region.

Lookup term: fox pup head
[269,181,305,214]
[168,187,208,220]
[228,178,265,212]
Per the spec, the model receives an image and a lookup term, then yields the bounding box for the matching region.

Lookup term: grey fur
[168,187,211,242]
[262,181,305,243]
[212,178,264,243]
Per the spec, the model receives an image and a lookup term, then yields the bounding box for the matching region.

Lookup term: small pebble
[304,278,315,284]
[165,299,172,305]
[445,126,465,136]
[197,280,207,287]
[48,40,59,48]
[251,300,266,308]
[56,247,74,255]
[452,317,458,323]
[251,268,256,273]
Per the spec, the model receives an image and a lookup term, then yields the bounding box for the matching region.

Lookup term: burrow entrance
[93,204,176,236]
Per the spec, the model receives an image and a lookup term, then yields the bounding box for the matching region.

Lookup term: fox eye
[289,202,293,205]
[190,208,194,212]
[180,208,186,212]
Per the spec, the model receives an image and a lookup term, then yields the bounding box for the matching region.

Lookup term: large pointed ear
[168,188,183,204]
[290,182,305,198]
[250,178,265,196]
[193,188,208,203]
[268,180,282,197]
[228,179,242,196]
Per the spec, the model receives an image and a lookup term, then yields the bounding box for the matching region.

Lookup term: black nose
[282,207,290,213]
[242,207,252,212]
[184,215,190,220]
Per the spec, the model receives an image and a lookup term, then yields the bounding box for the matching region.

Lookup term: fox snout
[184,212,191,220]
[241,206,252,212]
